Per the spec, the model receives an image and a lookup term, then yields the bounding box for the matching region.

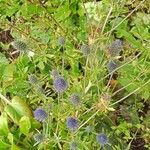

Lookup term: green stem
[84,56,89,91]
[0,93,11,105]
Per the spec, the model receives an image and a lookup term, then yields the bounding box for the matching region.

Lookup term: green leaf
[5,96,32,124]
[19,116,31,135]
[3,64,15,82]
[37,61,45,70]
[11,96,32,117]
[0,139,10,150]
[7,133,13,145]
[8,133,22,150]
[117,29,146,51]
[0,112,9,136]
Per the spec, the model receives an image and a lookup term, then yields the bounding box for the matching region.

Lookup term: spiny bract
[34,133,44,143]
[58,37,65,46]
[70,93,80,106]
[69,141,77,150]
[28,74,38,85]
[80,44,90,55]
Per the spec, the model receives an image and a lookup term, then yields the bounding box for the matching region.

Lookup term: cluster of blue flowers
[32,37,113,148]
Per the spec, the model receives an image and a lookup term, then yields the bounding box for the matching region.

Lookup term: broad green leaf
[117,29,146,51]
[11,96,32,118]
[5,96,32,124]
[3,64,15,82]
[19,116,31,135]
[0,112,9,135]
[5,105,22,124]
[8,133,21,150]
[0,139,10,150]
[11,145,21,150]
[7,133,13,145]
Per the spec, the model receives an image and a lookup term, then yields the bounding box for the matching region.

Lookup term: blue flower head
[33,108,47,122]
[34,133,44,143]
[107,60,118,73]
[96,133,108,146]
[108,39,122,57]
[58,37,65,46]
[70,93,80,106]
[80,44,90,55]
[28,74,38,85]
[66,117,78,131]
[53,76,68,93]
[70,141,77,150]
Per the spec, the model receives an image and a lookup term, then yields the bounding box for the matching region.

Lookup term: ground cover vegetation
[0,0,150,149]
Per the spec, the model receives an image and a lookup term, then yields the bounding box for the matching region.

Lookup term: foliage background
[0,0,150,149]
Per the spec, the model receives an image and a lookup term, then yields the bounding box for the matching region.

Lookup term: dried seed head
[66,117,78,131]
[96,95,110,113]
[11,40,27,51]
[53,76,68,93]
[33,108,47,122]
[107,39,123,57]
[28,74,38,85]
[34,133,44,143]
[107,60,118,73]
[80,44,90,55]
[70,93,80,106]
[58,37,65,46]
[96,133,108,145]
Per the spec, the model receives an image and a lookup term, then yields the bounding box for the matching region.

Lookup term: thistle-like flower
[107,39,122,57]
[70,93,80,106]
[34,133,44,143]
[96,133,108,146]
[70,141,77,150]
[107,60,118,73]
[33,108,47,122]
[53,76,68,93]
[28,74,38,85]
[66,117,78,131]
[11,40,27,52]
[80,44,90,55]
[85,125,93,133]
[58,37,65,46]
